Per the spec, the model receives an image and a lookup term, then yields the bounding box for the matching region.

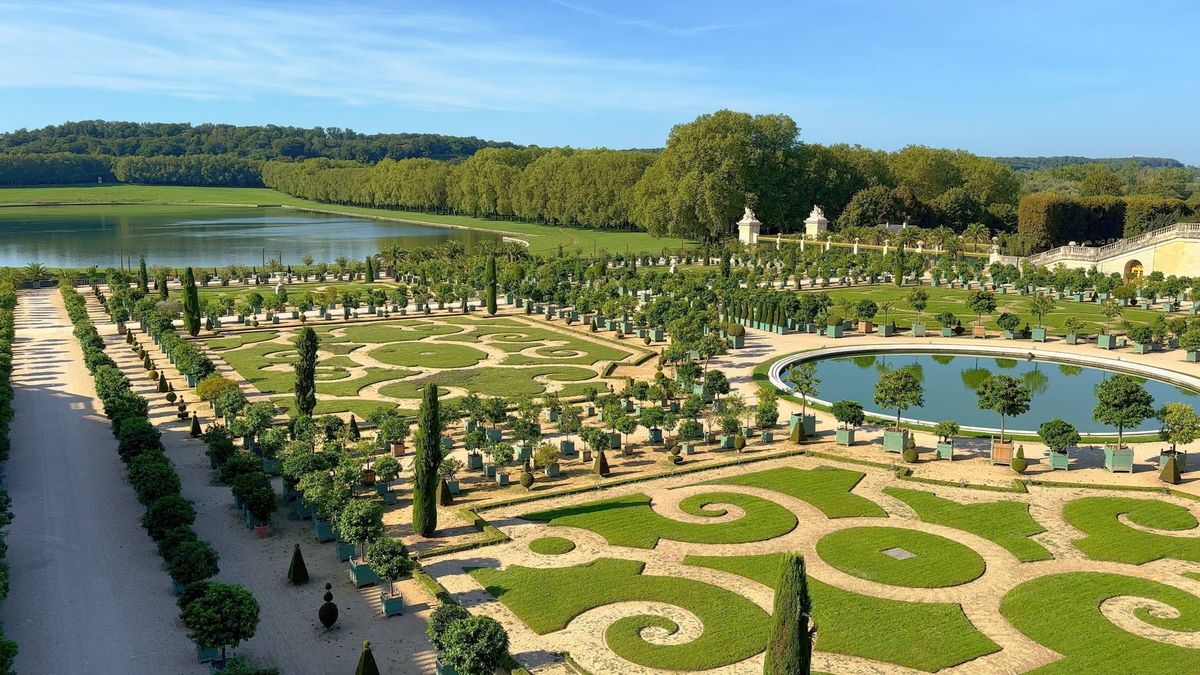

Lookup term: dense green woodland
[995,156,1186,171]
[3,114,1199,251]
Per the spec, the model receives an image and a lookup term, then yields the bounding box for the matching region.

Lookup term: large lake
[0,205,499,268]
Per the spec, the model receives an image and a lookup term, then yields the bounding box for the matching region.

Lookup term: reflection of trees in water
[995,358,1018,369]
[851,355,876,369]
[1176,386,1200,399]
[1058,364,1083,377]
[931,354,954,365]
[961,367,991,390]
[1021,367,1050,397]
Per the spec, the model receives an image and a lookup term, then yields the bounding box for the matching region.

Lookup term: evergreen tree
[137,255,149,294]
[764,553,815,675]
[486,254,498,315]
[181,267,201,336]
[365,256,375,282]
[412,383,443,536]
[293,326,319,416]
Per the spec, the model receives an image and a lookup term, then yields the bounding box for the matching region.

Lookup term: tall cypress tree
[181,267,201,336]
[486,255,498,315]
[158,271,169,300]
[720,253,731,278]
[137,255,149,294]
[294,326,319,416]
[365,256,375,283]
[764,553,815,675]
[412,383,442,536]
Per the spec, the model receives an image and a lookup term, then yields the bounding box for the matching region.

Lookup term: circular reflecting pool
[787,351,1200,434]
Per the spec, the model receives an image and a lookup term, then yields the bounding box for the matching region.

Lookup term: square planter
[467,453,483,470]
[445,480,460,495]
[972,324,986,339]
[1188,351,1200,363]
[608,433,621,450]
[648,428,663,443]
[718,435,735,449]
[940,327,953,337]
[349,558,379,587]
[313,518,336,543]
[1097,334,1119,350]
[760,430,774,443]
[195,644,221,664]
[935,442,953,460]
[1159,451,1187,471]
[483,465,496,478]
[544,464,560,478]
[912,323,927,337]
[826,324,844,338]
[486,428,503,443]
[882,429,908,453]
[1048,451,1070,470]
[990,440,1014,466]
[1032,327,1049,342]
[559,439,576,456]
[880,324,894,337]
[335,541,356,562]
[836,428,855,446]
[380,590,405,617]
[261,457,281,476]
[1133,342,1152,354]
[681,442,695,455]
[1066,333,1079,345]
[1104,445,1134,473]
[495,472,510,487]
[436,659,460,675]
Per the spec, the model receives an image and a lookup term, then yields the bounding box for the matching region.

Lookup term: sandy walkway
[87,293,439,674]
[0,288,196,672]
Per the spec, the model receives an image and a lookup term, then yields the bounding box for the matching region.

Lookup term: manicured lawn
[217,342,297,393]
[316,367,418,397]
[205,331,277,350]
[1001,572,1200,674]
[1064,497,1200,564]
[815,526,986,588]
[703,466,886,518]
[884,487,1052,562]
[520,492,797,548]
[329,322,464,343]
[378,364,598,399]
[687,553,1000,671]
[0,185,693,255]
[528,536,576,555]
[367,341,487,368]
[819,285,1171,334]
[271,396,407,419]
[470,558,770,671]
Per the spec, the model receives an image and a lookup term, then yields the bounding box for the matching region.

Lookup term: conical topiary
[1161,454,1182,485]
[158,376,168,393]
[143,354,153,370]
[790,423,805,444]
[594,450,609,477]
[437,478,454,507]
[288,544,309,584]
[190,413,201,437]
[355,640,381,675]
[348,415,360,441]
[1011,444,1028,473]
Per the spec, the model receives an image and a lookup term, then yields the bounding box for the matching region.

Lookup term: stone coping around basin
[767,341,1200,438]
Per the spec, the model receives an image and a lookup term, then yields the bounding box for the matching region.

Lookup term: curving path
[0,288,195,672]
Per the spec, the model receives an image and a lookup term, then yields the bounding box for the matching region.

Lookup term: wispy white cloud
[545,0,746,36]
[0,0,746,113]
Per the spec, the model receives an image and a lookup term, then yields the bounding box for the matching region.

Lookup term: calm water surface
[0,205,498,268]
[795,352,1199,434]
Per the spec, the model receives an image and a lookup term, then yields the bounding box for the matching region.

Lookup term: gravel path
[0,288,196,672]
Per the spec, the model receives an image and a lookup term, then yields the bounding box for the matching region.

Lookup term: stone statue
[808,206,825,220]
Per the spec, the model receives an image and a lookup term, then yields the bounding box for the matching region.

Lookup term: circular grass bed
[367,341,487,369]
[529,536,576,555]
[816,526,986,588]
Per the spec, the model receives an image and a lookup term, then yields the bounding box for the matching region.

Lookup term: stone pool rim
[767,342,1200,437]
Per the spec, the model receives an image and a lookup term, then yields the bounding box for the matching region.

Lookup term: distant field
[0,184,691,255]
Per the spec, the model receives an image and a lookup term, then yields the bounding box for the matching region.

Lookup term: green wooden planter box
[1048,451,1070,470]
[608,433,621,449]
[940,326,953,337]
[882,429,908,453]
[718,435,735,449]
[381,591,404,617]
[467,453,484,470]
[313,518,336,543]
[648,428,663,443]
[261,457,281,476]
[760,431,774,443]
[836,428,855,446]
[1188,351,1200,363]
[495,472,510,487]
[1097,334,1119,350]
[826,324,843,338]
[912,323,927,337]
[349,559,380,587]
[1104,446,1134,473]
[483,465,496,478]
[195,644,221,664]
[559,439,576,456]
[1066,333,1079,345]
[880,324,894,337]
[1031,327,1048,342]
[435,659,460,675]
[335,541,356,562]
[1133,342,1152,354]
[935,442,953,460]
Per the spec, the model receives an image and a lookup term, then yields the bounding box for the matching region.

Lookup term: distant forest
[994,155,1188,171]
[0,120,515,163]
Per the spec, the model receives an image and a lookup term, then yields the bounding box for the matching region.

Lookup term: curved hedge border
[61,283,252,649]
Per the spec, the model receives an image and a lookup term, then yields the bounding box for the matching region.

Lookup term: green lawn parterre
[204,314,628,415]
[1064,496,1200,564]
[884,486,1052,562]
[703,466,887,518]
[815,526,987,588]
[528,536,576,555]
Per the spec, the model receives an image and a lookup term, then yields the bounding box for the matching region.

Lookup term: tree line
[0,120,515,162]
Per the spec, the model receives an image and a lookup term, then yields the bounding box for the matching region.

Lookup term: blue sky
[1,0,1197,163]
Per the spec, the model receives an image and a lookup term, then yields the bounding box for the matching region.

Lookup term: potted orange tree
[1093,374,1154,473]
[874,366,924,453]
[976,374,1031,465]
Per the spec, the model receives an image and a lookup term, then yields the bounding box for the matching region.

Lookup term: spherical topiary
[826,314,843,326]
[149,370,159,381]
[901,435,919,463]
[426,603,471,652]
[519,469,534,490]
[734,434,746,452]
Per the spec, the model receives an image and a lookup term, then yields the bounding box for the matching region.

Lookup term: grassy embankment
[0,184,691,256]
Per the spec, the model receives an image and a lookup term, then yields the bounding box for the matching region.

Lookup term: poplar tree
[293,327,319,416]
[137,255,149,294]
[365,256,375,282]
[486,255,498,315]
[412,383,443,536]
[764,553,815,675]
[181,267,201,336]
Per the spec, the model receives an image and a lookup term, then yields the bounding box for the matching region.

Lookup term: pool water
[793,352,1198,434]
